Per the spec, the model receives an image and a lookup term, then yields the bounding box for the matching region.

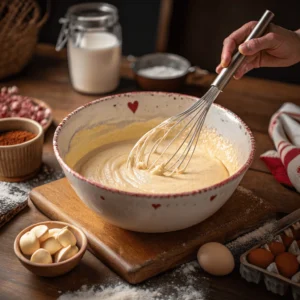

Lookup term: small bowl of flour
[131,53,194,91]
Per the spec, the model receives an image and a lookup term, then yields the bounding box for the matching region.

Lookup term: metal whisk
[128,10,274,176]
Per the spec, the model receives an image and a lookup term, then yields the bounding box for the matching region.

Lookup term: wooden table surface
[1,44,300,300]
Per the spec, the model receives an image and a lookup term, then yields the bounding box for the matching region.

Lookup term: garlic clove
[39,231,50,243]
[56,228,76,247]
[30,248,52,264]
[54,245,79,263]
[48,228,61,238]
[41,237,62,255]
[31,225,48,241]
[20,231,40,255]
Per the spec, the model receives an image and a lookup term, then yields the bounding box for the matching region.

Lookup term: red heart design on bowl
[210,195,217,201]
[152,204,161,209]
[128,101,139,113]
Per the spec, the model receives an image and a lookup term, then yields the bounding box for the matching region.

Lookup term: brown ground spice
[0,130,36,146]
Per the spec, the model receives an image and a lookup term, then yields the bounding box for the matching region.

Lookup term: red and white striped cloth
[260,103,300,192]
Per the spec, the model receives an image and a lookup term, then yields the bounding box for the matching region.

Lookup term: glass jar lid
[56,3,118,51]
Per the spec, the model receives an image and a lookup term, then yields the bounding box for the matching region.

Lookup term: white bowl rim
[53,91,256,199]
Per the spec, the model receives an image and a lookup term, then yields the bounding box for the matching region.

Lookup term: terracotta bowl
[14,221,87,277]
[53,92,255,233]
[0,117,44,181]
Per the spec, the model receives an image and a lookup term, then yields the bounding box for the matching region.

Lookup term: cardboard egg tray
[240,212,300,299]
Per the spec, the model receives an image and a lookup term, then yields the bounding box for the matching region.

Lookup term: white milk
[68,32,121,94]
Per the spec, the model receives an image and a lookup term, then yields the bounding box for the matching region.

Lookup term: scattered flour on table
[0,164,64,217]
[58,187,278,300]
[59,261,206,300]
[59,222,278,300]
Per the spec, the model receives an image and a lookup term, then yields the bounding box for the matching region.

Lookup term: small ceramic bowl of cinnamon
[0,117,44,181]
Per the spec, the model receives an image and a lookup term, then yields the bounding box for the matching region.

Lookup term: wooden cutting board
[30,178,277,284]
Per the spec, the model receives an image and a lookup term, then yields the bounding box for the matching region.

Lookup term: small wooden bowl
[14,221,87,277]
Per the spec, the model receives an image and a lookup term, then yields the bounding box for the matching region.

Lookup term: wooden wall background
[168,0,300,84]
[37,0,300,84]
[38,0,161,56]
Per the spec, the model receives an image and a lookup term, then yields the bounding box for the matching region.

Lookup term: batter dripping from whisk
[66,119,238,194]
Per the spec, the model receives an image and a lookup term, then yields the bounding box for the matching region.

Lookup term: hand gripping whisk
[127,10,274,176]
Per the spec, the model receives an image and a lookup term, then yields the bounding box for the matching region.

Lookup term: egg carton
[240,210,300,300]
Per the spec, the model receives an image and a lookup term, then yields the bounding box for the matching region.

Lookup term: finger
[221,21,257,67]
[221,38,236,67]
[215,64,223,74]
[233,56,257,79]
[234,63,254,80]
[239,32,281,56]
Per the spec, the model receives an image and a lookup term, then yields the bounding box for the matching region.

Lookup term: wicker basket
[0,0,48,80]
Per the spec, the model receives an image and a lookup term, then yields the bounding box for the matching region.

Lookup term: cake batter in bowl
[54,92,255,233]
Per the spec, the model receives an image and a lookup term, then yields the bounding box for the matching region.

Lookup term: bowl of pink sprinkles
[0,86,53,131]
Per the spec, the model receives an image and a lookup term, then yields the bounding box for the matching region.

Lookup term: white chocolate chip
[30,248,52,264]
[19,231,40,255]
[56,228,76,247]
[31,225,48,240]
[54,245,79,263]
[41,237,62,255]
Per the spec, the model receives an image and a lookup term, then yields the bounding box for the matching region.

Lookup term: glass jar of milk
[56,3,122,94]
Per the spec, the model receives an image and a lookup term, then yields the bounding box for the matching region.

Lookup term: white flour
[0,165,63,223]
[59,285,158,300]
[137,66,185,79]
[59,221,277,300]
[59,261,206,300]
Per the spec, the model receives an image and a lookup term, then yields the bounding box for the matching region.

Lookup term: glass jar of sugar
[56,3,122,94]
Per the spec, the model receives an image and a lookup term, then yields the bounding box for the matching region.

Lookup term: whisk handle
[212,10,274,91]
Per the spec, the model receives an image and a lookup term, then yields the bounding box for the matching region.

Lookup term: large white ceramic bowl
[54,92,255,233]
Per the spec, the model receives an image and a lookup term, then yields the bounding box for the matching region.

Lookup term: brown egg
[275,252,299,278]
[197,242,235,276]
[247,248,274,269]
[268,242,286,256]
[281,234,294,248]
